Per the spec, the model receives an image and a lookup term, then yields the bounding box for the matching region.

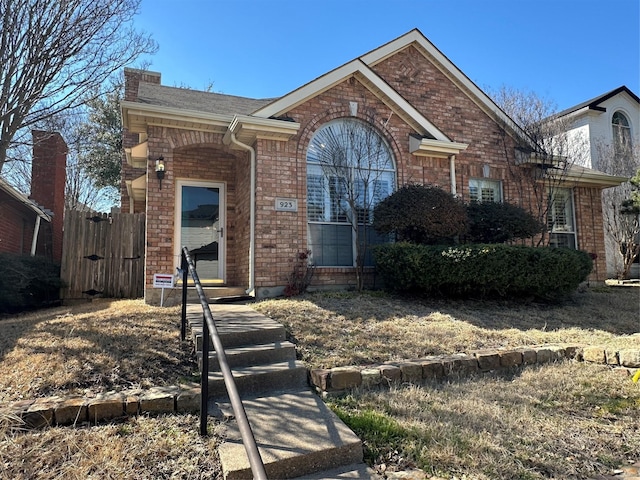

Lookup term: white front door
[176,181,225,283]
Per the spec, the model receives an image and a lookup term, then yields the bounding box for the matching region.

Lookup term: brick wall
[246,45,607,289]
[0,202,33,255]
[247,54,526,290]
[142,127,251,294]
[573,186,608,280]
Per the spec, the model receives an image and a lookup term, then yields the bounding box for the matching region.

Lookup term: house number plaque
[275,198,298,212]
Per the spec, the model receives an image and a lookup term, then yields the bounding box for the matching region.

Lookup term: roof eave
[121,101,234,134]
[409,136,469,157]
[0,178,52,221]
[224,115,301,146]
[555,171,629,188]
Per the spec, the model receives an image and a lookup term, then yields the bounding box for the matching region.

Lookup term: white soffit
[121,101,300,142]
[126,174,147,202]
[409,136,468,157]
[125,140,148,168]
[226,114,300,145]
[554,166,628,188]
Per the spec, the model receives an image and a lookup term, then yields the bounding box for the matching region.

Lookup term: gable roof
[253,28,534,150]
[555,86,640,118]
[122,28,534,155]
[252,58,453,142]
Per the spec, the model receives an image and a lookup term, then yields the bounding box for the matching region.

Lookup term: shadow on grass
[0,300,198,400]
[0,300,114,363]
[306,286,640,335]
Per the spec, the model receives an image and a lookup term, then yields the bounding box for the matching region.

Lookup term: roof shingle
[136,82,277,115]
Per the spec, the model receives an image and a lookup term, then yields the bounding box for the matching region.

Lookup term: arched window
[306,118,395,266]
[612,111,632,158]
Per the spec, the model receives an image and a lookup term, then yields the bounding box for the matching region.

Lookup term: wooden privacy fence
[60,209,145,300]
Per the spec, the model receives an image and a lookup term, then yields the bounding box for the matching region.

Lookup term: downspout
[449,154,457,196]
[228,132,256,297]
[31,216,41,256]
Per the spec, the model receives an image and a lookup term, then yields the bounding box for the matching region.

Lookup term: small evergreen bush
[0,253,62,313]
[374,243,592,300]
[464,201,544,244]
[373,184,467,244]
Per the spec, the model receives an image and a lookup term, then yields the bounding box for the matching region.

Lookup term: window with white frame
[469,178,502,202]
[547,187,577,249]
[306,118,395,267]
[612,111,632,159]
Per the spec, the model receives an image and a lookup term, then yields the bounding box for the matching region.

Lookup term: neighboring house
[121,29,624,304]
[0,131,67,263]
[555,86,640,277]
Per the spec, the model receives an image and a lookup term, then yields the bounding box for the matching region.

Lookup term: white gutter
[30,216,41,256]
[227,132,256,297]
[450,155,457,196]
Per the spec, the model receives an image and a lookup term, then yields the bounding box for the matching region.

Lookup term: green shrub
[373,184,467,244]
[374,243,593,300]
[464,201,544,244]
[0,253,62,313]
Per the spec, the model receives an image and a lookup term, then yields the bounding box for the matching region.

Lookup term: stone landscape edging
[309,344,640,397]
[4,345,639,429]
[4,383,201,429]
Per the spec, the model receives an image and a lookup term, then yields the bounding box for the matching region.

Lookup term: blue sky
[135,0,639,111]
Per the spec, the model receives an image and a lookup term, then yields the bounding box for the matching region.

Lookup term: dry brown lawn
[0,413,223,479]
[0,286,638,479]
[0,299,197,402]
[328,362,640,480]
[253,286,640,369]
[251,286,639,479]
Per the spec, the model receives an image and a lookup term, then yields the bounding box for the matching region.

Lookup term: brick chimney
[31,130,67,263]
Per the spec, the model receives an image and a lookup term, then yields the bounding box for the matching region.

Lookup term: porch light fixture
[155,156,165,189]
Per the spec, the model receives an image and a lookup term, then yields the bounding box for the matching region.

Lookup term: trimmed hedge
[374,243,593,300]
[0,253,62,313]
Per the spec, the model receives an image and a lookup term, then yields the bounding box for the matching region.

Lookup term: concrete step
[207,361,308,399]
[187,304,286,350]
[197,341,297,370]
[217,389,363,480]
[181,286,248,303]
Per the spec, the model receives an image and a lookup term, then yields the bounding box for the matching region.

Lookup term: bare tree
[489,86,589,247]
[596,141,640,279]
[1,109,119,212]
[0,0,156,171]
[308,116,394,290]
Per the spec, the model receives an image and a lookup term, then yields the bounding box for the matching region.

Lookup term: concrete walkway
[188,302,378,479]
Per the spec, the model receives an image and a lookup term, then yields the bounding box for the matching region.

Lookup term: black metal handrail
[180,247,267,480]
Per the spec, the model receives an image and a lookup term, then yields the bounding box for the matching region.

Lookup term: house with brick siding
[121,29,624,304]
[0,131,67,263]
